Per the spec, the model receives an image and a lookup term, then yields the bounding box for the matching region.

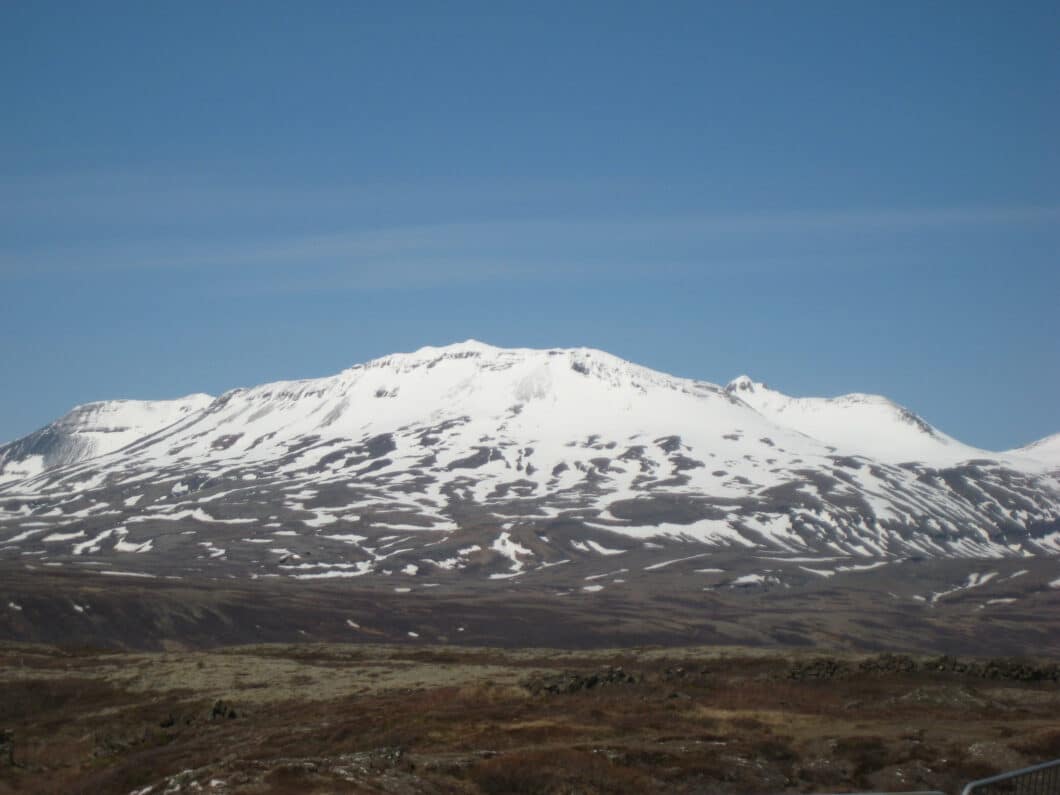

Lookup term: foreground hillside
[2,558,1058,654]
[1,641,1058,795]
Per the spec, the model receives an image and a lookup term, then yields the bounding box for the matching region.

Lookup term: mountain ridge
[3,341,1053,479]
[0,394,213,485]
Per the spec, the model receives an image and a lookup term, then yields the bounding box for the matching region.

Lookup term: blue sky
[2,1,1057,450]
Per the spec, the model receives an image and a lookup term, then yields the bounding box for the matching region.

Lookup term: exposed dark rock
[524,667,641,695]
[211,699,238,721]
[654,436,683,453]
[0,729,14,767]
[447,447,501,471]
[211,434,243,451]
[788,658,853,681]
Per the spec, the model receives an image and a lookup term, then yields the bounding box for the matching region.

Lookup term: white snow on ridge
[731,573,772,586]
[645,553,711,571]
[5,342,1054,496]
[5,342,838,489]
[835,561,890,573]
[489,531,533,578]
[1010,433,1060,472]
[587,518,755,547]
[100,570,156,578]
[725,375,987,466]
[584,540,626,556]
[800,566,837,577]
[42,530,85,543]
[425,544,481,571]
[570,539,627,555]
[114,527,153,553]
[0,394,213,485]
[72,528,115,555]
[930,571,999,604]
[0,455,46,485]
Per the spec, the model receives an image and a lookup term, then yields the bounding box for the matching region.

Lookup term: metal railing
[815,758,1060,795]
[960,758,1060,795]
[809,758,1060,795]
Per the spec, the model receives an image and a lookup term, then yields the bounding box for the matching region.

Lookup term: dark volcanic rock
[0,729,14,767]
[210,699,238,721]
[524,667,641,695]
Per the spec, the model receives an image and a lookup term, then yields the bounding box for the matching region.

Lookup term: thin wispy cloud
[5,169,1057,230]
[2,183,1057,288]
[0,171,619,226]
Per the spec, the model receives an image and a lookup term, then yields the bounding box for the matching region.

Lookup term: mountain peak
[725,375,764,394]
[412,339,498,356]
[355,342,662,388]
[362,340,529,371]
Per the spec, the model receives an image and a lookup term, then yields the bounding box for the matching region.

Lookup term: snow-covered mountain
[1010,433,1060,473]
[0,395,212,485]
[1,341,1057,586]
[723,376,984,466]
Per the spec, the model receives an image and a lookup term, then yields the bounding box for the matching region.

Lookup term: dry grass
[0,644,1056,794]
